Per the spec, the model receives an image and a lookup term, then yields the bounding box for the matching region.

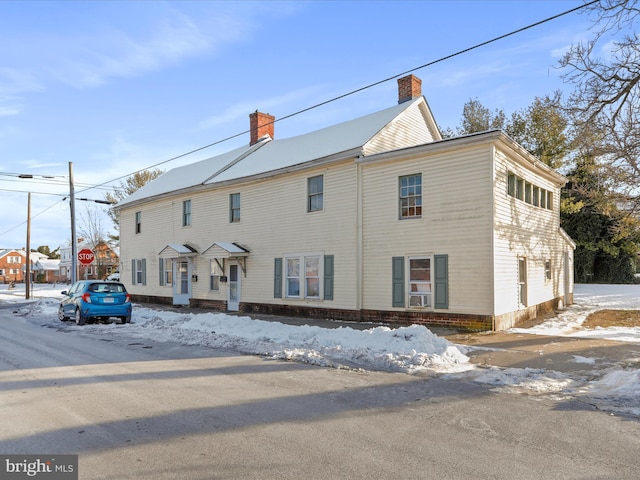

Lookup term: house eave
[115,146,363,211]
[357,130,567,186]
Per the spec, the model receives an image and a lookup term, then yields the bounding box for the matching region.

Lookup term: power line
[1,0,597,241]
[79,0,596,195]
[0,197,65,238]
[0,172,111,190]
[0,187,66,197]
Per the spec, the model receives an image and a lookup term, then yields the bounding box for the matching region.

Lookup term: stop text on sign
[78,249,95,265]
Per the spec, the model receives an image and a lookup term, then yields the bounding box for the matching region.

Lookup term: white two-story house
[115,75,574,331]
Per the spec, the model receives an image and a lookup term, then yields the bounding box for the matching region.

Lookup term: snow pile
[471,367,576,393]
[120,307,471,373]
[580,370,640,416]
[6,287,470,374]
[3,283,640,416]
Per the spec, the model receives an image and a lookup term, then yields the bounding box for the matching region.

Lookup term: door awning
[202,242,249,276]
[158,244,198,259]
[201,242,249,258]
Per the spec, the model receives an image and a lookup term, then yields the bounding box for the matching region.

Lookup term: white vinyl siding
[117,162,357,309]
[361,145,494,315]
[114,113,569,330]
[494,147,566,323]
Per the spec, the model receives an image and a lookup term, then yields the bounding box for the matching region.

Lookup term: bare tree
[104,168,164,242]
[560,0,640,205]
[77,204,109,249]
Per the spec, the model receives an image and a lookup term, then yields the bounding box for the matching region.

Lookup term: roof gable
[363,98,440,155]
[0,249,25,259]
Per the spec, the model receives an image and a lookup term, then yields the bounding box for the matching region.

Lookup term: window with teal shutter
[274,258,282,298]
[434,254,448,309]
[324,255,334,300]
[392,257,405,307]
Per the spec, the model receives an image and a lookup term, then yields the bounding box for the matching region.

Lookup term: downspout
[490,144,497,331]
[356,160,364,313]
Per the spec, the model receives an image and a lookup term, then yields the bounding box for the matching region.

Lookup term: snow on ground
[510,283,640,341]
[1,282,639,416]
[0,283,470,374]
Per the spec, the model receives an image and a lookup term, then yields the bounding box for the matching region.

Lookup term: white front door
[228,263,240,311]
[173,260,191,306]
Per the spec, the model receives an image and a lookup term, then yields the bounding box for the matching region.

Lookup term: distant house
[33,258,62,283]
[0,249,26,283]
[114,75,574,331]
[58,240,119,282]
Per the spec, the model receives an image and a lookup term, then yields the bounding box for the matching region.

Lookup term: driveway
[444,330,640,374]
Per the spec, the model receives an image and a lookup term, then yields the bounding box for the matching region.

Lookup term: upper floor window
[135,211,142,234]
[399,174,422,219]
[7,255,20,264]
[230,193,240,223]
[183,200,191,227]
[507,171,553,211]
[308,175,324,212]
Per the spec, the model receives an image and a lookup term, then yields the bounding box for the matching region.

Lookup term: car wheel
[121,315,131,324]
[58,305,68,322]
[75,308,86,326]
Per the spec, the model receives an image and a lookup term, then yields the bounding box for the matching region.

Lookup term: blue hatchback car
[58,280,132,325]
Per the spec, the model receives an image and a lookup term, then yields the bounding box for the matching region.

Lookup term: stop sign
[78,248,95,265]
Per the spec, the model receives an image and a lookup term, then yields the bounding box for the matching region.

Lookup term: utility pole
[25,192,31,300]
[69,162,77,284]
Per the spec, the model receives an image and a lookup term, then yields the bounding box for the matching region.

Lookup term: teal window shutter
[159,258,164,286]
[274,258,282,298]
[434,254,448,309]
[324,255,334,300]
[392,257,405,307]
[131,259,136,285]
[141,258,147,286]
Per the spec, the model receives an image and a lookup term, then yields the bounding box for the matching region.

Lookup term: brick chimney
[397,75,422,104]
[249,111,275,145]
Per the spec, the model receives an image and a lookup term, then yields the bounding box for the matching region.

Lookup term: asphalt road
[1,306,639,480]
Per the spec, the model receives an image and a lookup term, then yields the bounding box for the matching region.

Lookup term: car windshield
[88,283,125,293]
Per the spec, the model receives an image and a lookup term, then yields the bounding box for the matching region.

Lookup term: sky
[0,0,599,251]
[3,282,640,417]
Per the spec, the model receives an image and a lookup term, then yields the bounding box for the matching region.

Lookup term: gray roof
[117,98,430,208]
[0,249,26,258]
